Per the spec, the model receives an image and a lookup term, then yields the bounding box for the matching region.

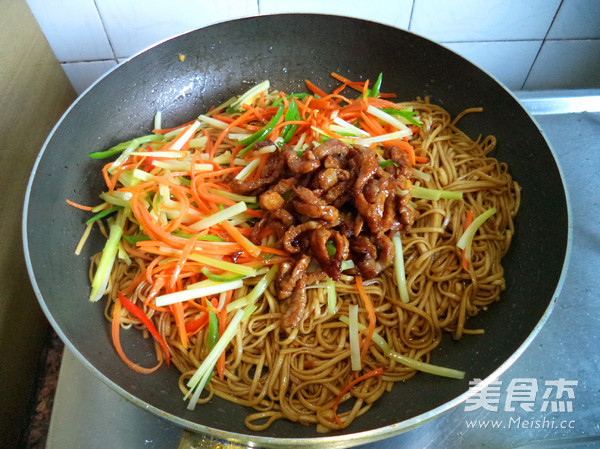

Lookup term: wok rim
[22,13,572,447]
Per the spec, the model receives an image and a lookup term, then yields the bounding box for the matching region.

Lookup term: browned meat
[350,234,394,279]
[384,145,413,179]
[283,146,321,173]
[278,256,328,328]
[230,142,284,195]
[280,281,308,328]
[292,186,339,223]
[312,138,350,159]
[278,255,310,299]
[310,227,349,280]
[239,139,417,328]
[282,221,320,254]
[260,190,285,211]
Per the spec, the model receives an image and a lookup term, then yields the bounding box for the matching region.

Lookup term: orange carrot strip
[210,109,256,160]
[332,367,383,427]
[185,312,209,335]
[220,220,261,257]
[118,292,171,366]
[111,300,162,374]
[330,72,354,85]
[145,276,166,306]
[171,302,189,348]
[170,234,199,289]
[66,199,98,211]
[305,79,328,98]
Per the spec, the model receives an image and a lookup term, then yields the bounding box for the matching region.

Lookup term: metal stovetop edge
[516,89,600,115]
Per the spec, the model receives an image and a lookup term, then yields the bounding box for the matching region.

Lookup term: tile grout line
[92,0,119,64]
[407,0,416,30]
[521,0,565,90]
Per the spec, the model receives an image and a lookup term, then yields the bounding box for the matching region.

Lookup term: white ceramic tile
[95,0,259,59]
[443,40,542,91]
[26,0,114,62]
[547,0,600,39]
[525,39,600,90]
[61,60,118,95]
[258,0,413,29]
[410,0,561,42]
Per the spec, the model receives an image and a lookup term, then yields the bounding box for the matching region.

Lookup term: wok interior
[25,15,568,440]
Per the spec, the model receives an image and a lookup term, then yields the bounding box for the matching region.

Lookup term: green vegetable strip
[155,280,243,307]
[85,205,121,226]
[229,80,270,111]
[457,207,497,264]
[388,351,465,379]
[379,159,398,169]
[326,240,336,257]
[206,309,219,352]
[89,210,126,302]
[89,134,163,159]
[271,93,309,107]
[281,100,300,143]
[326,276,336,315]
[392,232,410,304]
[367,72,383,98]
[186,308,246,408]
[200,267,245,283]
[122,234,151,245]
[381,108,422,128]
[238,105,285,148]
[226,264,278,312]
[411,185,463,201]
[339,316,465,379]
[348,304,362,371]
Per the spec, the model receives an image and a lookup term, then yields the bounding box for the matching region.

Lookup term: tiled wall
[27,0,600,95]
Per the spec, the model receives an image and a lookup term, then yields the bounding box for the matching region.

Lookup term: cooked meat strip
[230,141,284,195]
[350,233,395,279]
[310,227,349,280]
[278,255,310,300]
[292,186,339,224]
[283,145,321,173]
[282,220,320,254]
[240,139,416,328]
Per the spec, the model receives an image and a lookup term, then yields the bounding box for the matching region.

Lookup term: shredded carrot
[220,220,261,258]
[332,367,383,427]
[305,79,328,99]
[211,108,256,160]
[66,199,99,211]
[171,301,189,348]
[185,312,209,335]
[87,73,438,398]
[111,300,162,374]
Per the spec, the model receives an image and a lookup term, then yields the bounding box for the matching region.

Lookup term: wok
[23,14,569,448]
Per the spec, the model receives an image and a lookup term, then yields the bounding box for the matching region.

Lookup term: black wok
[23,14,569,448]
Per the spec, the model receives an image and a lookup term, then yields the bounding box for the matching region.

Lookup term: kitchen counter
[44,90,600,449]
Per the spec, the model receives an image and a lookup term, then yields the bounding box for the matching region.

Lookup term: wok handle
[178,430,249,449]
